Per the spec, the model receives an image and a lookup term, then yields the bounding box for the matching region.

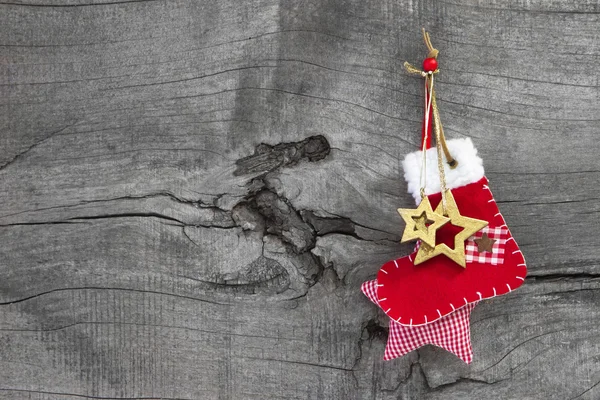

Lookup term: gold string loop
[422,28,439,59]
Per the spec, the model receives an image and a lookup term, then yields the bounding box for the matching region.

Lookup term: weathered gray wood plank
[1,0,599,398]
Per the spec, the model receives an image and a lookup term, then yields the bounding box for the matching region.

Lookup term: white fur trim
[403,138,484,204]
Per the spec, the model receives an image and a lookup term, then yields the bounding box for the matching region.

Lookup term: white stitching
[394,259,399,268]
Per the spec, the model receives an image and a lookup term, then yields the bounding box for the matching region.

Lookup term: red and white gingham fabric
[362,279,477,363]
[465,226,509,265]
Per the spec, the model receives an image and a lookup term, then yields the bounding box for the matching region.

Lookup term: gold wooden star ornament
[414,190,488,268]
[397,197,450,247]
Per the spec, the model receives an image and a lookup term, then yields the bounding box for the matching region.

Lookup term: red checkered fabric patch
[465,226,509,265]
[361,279,476,363]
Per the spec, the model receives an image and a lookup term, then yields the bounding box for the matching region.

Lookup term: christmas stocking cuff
[403,137,484,205]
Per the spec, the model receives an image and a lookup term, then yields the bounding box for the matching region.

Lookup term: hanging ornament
[361,29,527,364]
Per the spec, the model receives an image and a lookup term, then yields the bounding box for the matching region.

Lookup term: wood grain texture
[1,0,599,398]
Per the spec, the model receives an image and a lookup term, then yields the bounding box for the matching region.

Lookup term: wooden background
[1,0,599,399]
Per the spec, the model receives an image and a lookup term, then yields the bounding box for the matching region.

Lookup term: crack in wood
[0,320,303,341]
[0,387,191,400]
[0,286,229,307]
[526,273,600,281]
[0,0,163,7]
[0,121,78,171]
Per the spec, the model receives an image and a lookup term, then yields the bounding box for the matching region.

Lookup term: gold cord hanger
[404,29,457,173]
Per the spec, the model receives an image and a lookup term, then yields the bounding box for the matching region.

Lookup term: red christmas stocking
[376,138,527,326]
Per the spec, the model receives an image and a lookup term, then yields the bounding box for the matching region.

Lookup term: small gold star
[474,233,496,253]
[413,212,429,232]
[397,197,450,247]
[414,190,488,268]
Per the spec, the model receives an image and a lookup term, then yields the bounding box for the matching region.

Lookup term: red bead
[422,57,438,72]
